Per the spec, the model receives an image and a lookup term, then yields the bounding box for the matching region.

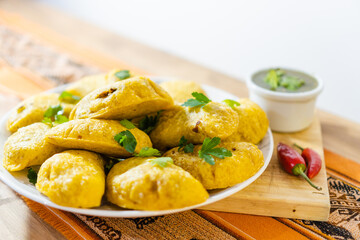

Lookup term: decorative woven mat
[1,22,359,240]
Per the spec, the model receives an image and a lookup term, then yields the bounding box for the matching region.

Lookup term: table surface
[0,0,359,239]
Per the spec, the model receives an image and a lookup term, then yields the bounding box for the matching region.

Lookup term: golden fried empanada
[106,157,208,210]
[3,123,63,171]
[36,150,105,208]
[46,119,152,157]
[160,80,207,105]
[150,102,239,150]
[65,69,134,98]
[7,93,74,133]
[69,77,173,120]
[224,99,269,144]
[164,142,264,189]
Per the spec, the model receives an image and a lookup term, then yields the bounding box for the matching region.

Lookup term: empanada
[69,77,173,120]
[164,142,264,189]
[36,150,105,208]
[46,119,152,157]
[150,102,239,150]
[3,123,63,171]
[65,69,133,98]
[224,99,269,144]
[159,80,207,105]
[7,93,74,132]
[106,157,209,210]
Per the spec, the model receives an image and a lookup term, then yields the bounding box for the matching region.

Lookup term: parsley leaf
[198,137,232,165]
[114,130,137,153]
[120,119,136,129]
[114,70,131,80]
[148,157,173,168]
[264,69,283,90]
[59,91,81,104]
[27,168,38,185]
[44,105,63,118]
[54,115,69,124]
[138,111,162,134]
[43,105,68,127]
[280,76,305,91]
[135,147,161,157]
[264,69,305,91]
[182,92,211,108]
[223,99,240,108]
[42,117,53,127]
[178,136,194,153]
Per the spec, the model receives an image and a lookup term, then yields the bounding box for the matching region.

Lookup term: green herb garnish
[182,92,211,108]
[178,136,194,153]
[279,76,305,91]
[264,69,283,90]
[42,117,53,127]
[138,111,162,134]
[120,119,136,129]
[114,70,131,80]
[59,91,81,104]
[54,115,69,125]
[27,168,38,185]
[264,69,304,91]
[223,99,240,108]
[135,147,162,157]
[114,130,137,153]
[198,137,232,165]
[149,157,173,168]
[44,104,63,118]
[42,105,68,127]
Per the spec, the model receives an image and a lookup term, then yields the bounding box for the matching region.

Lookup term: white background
[37,0,360,123]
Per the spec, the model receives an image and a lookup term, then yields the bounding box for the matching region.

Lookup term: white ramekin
[246,68,324,133]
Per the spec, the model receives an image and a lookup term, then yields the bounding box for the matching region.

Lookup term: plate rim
[0,78,273,218]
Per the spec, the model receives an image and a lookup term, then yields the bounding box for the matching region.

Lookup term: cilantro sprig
[135,147,162,157]
[182,92,211,108]
[120,119,136,129]
[264,69,305,91]
[27,168,38,185]
[148,157,173,168]
[114,70,131,80]
[198,137,232,165]
[59,91,81,104]
[42,105,69,127]
[178,136,194,153]
[223,99,240,108]
[114,130,137,153]
[138,111,162,134]
[279,76,305,91]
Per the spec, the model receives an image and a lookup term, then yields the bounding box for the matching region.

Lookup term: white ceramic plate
[0,77,273,218]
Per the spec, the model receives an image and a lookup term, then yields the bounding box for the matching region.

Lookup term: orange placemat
[1,12,359,240]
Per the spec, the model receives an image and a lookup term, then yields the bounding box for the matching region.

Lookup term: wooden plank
[201,117,330,221]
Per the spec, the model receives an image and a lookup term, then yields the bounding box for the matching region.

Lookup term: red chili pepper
[277,143,322,191]
[294,143,322,179]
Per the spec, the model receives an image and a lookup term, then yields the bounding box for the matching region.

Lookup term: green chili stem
[293,143,304,152]
[293,165,322,191]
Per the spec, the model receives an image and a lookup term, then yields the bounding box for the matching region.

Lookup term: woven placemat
[1,23,359,240]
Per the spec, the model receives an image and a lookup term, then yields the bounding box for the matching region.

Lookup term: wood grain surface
[0,0,359,239]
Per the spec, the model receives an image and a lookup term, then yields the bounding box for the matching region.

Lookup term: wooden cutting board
[200,116,330,221]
